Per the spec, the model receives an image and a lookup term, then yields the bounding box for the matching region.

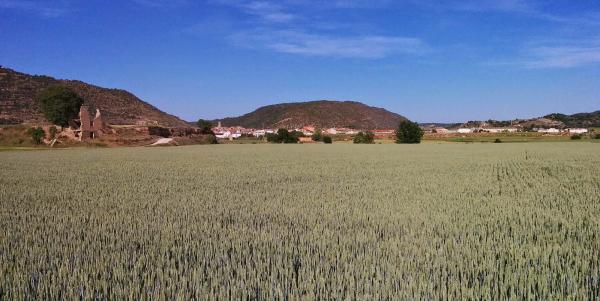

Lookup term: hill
[0,66,189,127]
[215,100,408,129]
[544,111,600,128]
[447,110,600,130]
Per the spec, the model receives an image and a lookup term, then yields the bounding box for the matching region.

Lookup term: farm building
[457,128,473,134]
[486,128,518,133]
[537,128,561,134]
[568,128,588,134]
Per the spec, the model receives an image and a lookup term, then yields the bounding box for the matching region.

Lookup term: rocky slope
[0,66,189,127]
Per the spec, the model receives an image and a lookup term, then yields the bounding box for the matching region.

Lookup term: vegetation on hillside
[0,66,189,127]
[215,100,407,130]
[544,111,600,128]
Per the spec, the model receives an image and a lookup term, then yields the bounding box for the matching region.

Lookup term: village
[210,121,590,141]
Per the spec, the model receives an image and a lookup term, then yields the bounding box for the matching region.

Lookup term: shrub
[37,86,84,127]
[266,129,300,144]
[353,132,375,144]
[494,138,502,143]
[396,121,424,144]
[266,133,280,143]
[571,134,582,140]
[27,127,45,144]
[148,126,172,138]
[594,133,600,139]
[322,136,332,144]
[312,129,323,142]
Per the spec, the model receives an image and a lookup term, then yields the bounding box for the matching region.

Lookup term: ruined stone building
[76,106,106,140]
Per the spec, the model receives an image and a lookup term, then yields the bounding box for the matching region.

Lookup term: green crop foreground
[1,143,599,299]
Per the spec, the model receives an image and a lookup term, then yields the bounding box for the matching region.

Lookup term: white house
[487,128,518,133]
[434,127,449,134]
[538,128,561,134]
[215,131,242,139]
[457,128,473,134]
[325,128,338,135]
[568,128,588,134]
[252,129,267,137]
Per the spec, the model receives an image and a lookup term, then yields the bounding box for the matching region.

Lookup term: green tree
[196,119,214,134]
[353,131,375,144]
[37,86,84,127]
[312,129,323,141]
[266,132,280,143]
[27,127,45,145]
[395,121,424,144]
[266,129,300,143]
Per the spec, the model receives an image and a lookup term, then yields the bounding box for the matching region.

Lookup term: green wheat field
[1,143,599,299]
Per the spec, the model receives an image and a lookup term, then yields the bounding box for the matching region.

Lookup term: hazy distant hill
[0,66,189,127]
[447,111,600,129]
[215,100,408,129]
[544,111,600,128]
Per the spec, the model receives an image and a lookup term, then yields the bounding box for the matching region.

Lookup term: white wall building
[568,128,588,134]
[538,128,561,134]
[457,128,473,134]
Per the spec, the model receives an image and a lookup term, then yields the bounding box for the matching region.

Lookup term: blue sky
[1,0,599,122]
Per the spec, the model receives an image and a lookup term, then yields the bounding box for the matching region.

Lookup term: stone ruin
[75,106,106,141]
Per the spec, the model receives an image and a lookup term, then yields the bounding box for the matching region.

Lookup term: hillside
[544,111,600,128]
[216,100,408,129]
[447,110,600,130]
[0,67,189,127]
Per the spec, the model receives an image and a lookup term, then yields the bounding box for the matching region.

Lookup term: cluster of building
[210,122,395,140]
[211,122,591,140]
[427,126,588,135]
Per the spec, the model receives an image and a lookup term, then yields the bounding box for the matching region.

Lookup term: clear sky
[1,0,599,122]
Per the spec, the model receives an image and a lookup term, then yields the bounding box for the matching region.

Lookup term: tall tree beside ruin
[37,86,84,127]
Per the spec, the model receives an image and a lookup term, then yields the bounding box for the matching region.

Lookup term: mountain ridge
[0,66,190,127]
[214,100,408,129]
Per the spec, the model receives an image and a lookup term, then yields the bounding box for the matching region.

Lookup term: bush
[322,136,332,144]
[571,135,582,140]
[353,132,375,144]
[37,86,84,127]
[594,133,600,139]
[206,134,218,144]
[494,138,502,143]
[266,129,300,143]
[312,129,323,142]
[148,126,172,138]
[27,127,45,144]
[266,133,280,143]
[396,121,424,144]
